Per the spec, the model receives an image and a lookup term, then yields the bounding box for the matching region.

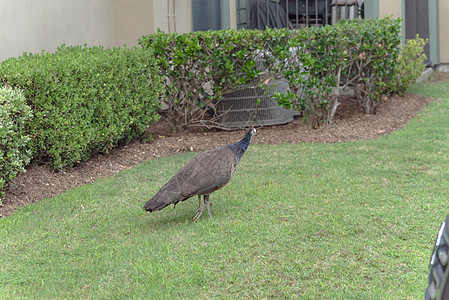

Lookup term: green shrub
[0,45,162,169]
[275,18,401,125]
[385,34,427,96]
[140,17,402,130]
[141,29,267,132]
[140,29,312,132]
[0,87,32,202]
[305,17,401,118]
[348,17,401,114]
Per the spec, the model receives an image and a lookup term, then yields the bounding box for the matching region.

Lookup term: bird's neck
[230,135,251,161]
[235,137,250,152]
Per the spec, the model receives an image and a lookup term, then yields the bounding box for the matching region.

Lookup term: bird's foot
[193,206,203,222]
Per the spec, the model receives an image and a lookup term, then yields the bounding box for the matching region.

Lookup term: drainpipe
[167,0,171,32]
[173,0,177,33]
[167,0,177,33]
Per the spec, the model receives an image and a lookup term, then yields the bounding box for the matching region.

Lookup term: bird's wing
[179,146,237,198]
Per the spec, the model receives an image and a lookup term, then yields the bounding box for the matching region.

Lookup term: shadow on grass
[141,203,220,228]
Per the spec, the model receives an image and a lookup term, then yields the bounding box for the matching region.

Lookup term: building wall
[112,0,154,47]
[439,1,449,63]
[0,0,114,61]
[1,0,447,64]
[378,0,448,64]
[229,0,237,30]
[152,0,191,33]
[379,0,402,19]
[0,0,191,61]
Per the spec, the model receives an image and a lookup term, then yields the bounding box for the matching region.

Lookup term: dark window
[192,0,230,31]
[239,0,364,30]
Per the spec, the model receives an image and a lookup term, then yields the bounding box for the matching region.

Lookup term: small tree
[385,34,428,96]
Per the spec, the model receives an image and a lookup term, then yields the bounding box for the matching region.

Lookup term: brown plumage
[144,128,256,221]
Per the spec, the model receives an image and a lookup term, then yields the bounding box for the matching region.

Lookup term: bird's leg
[204,195,212,219]
[193,195,203,222]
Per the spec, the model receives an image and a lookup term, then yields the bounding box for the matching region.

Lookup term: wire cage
[216,79,299,128]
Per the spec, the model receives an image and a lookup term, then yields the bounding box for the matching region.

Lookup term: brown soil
[0,84,442,217]
[426,70,449,83]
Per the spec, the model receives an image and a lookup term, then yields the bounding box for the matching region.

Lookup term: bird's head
[250,127,257,137]
[244,128,257,142]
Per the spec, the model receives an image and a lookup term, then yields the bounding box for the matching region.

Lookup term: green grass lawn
[1,80,449,299]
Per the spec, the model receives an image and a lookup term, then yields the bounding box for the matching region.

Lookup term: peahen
[144,128,257,221]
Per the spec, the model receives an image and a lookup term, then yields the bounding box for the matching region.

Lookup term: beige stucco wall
[112,0,154,47]
[439,1,449,63]
[229,0,237,30]
[0,0,115,61]
[152,0,191,33]
[378,0,448,64]
[10,0,446,64]
[0,0,187,61]
[0,0,239,61]
[379,0,402,19]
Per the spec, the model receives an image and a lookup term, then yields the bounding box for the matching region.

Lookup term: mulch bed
[0,91,437,217]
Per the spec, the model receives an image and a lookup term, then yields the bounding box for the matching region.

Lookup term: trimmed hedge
[0,45,162,169]
[141,17,406,130]
[300,17,402,124]
[0,87,32,202]
[139,28,311,132]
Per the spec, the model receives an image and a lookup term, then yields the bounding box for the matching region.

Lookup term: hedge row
[300,17,402,125]
[0,45,162,169]
[140,27,310,132]
[141,17,424,130]
[0,18,426,198]
[0,87,32,203]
